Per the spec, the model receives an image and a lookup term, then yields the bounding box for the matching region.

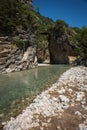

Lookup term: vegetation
[54,20,68,37]
[0,0,21,34]
[0,0,87,63]
[0,0,53,33]
[72,26,87,59]
[79,27,87,58]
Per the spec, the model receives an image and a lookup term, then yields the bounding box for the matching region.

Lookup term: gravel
[3,66,87,130]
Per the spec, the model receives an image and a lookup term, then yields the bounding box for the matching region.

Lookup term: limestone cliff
[48,20,75,64]
[49,37,70,64]
[0,36,37,73]
[0,1,78,74]
[0,0,54,73]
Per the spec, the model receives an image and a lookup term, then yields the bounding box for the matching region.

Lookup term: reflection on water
[0,65,70,123]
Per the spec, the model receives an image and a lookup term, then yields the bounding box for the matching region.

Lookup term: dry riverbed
[3,66,87,130]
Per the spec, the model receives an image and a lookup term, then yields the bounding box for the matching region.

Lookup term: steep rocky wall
[49,35,73,64]
[37,47,50,63]
[0,36,37,74]
[48,20,75,64]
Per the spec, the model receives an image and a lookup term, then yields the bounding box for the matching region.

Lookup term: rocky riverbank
[3,66,87,130]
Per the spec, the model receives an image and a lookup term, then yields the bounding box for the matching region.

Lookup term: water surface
[0,65,70,124]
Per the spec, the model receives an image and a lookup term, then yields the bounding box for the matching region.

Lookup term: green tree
[80,27,87,58]
[54,20,68,37]
[0,0,20,34]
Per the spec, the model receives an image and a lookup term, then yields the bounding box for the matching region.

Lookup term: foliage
[13,37,25,49]
[79,27,87,58]
[0,0,87,61]
[0,0,21,34]
[72,27,81,43]
[54,20,69,37]
[55,20,68,28]
[0,0,54,35]
[72,26,87,58]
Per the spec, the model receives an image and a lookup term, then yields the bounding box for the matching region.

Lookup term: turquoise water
[0,65,70,124]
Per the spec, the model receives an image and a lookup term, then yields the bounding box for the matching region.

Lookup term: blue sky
[33,0,87,28]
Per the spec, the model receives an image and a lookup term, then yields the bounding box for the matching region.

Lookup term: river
[0,65,70,127]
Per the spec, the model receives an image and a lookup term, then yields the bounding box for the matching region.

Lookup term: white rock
[47,118,51,123]
[76,92,85,102]
[3,66,87,130]
[79,124,87,130]
[59,95,69,103]
[75,111,82,116]
[58,88,65,94]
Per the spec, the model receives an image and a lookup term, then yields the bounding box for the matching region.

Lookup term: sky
[33,0,87,28]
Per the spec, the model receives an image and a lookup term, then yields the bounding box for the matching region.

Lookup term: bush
[80,27,87,58]
[54,20,68,37]
[13,37,24,49]
[0,0,20,33]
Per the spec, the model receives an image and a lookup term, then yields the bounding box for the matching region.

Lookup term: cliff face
[0,1,78,73]
[48,20,75,64]
[0,0,38,73]
[0,0,54,73]
[49,36,70,64]
[0,36,37,73]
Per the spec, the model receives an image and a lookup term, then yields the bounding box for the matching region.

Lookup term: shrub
[13,37,24,49]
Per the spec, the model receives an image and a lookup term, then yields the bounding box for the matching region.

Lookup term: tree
[79,27,87,58]
[0,0,20,34]
[54,20,68,37]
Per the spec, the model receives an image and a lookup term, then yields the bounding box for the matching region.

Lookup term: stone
[15,68,21,72]
[58,88,65,94]
[3,66,87,130]
[6,68,15,73]
[0,31,38,74]
[79,124,87,130]
[5,60,15,68]
[18,65,23,70]
[10,48,18,55]
[59,95,69,103]
[76,92,85,102]
[75,111,82,116]
[2,122,6,126]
